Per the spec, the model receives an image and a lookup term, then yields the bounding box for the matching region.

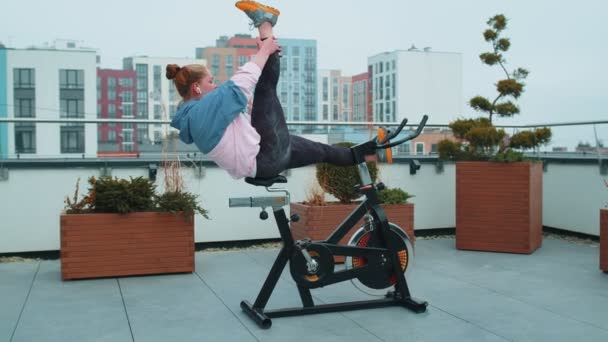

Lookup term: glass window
[322,77,329,101]
[14,68,35,88]
[15,124,36,154]
[416,142,424,155]
[59,70,84,89]
[15,98,35,118]
[60,99,84,118]
[61,125,85,153]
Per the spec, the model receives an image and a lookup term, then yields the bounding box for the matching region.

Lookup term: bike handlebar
[376,115,428,150]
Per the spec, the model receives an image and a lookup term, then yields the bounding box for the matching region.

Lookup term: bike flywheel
[345,223,414,296]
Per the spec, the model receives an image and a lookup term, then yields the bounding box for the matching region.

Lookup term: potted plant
[60,175,208,280]
[438,14,551,254]
[289,143,415,262]
[601,179,608,272]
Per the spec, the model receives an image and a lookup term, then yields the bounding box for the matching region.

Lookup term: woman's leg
[287,135,355,169]
[251,50,291,178]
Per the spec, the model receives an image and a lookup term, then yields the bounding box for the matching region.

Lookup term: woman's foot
[235,1,280,27]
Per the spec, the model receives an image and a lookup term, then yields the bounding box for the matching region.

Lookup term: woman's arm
[230,37,280,101]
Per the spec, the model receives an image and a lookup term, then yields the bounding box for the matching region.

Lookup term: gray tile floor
[1,236,607,342]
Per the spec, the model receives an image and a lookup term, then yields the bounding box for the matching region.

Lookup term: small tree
[439,14,551,161]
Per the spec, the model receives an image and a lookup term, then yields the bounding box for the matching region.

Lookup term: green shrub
[65,176,209,218]
[156,191,209,219]
[377,188,414,204]
[316,142,378,203]
[94,176,156,214]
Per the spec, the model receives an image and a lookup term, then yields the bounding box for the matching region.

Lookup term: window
[108,104,116,118]
[238,55,248,66]
[398,142,411,155]
[137,91,148,102]
[293,92,299,105]
[60,99,84,118]
[392,60,396,70]
[305,47,313,58]
[122,103,133,117]
[332,105,338,121]
[293,106,300,121]
[137,127,148,143]
[332,78,338,102]
[416,142,424,155]
[392,74,396,97]
[15,98,35,117]
[226,55,233,76]
[212,55,220,75]
[431,144,438,154]
[119,78,133,87]
[281,92,288,104]
[14,69,35,88]
[108,130,117,142]
[379,76,383,100]
[121,91,133,103]
[60,70,84,89]
[292,57,300,72]
[342,84,349,107]
[15,124,36,154]
[323,104,328,120]
[322,77,329,101]
[293,47,300,56]
[123,130,133,143]
[61,126,85,153]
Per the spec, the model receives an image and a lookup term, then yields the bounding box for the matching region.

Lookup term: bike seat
[245,175,287,187]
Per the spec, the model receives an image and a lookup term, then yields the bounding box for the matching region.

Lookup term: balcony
[0,119,607,341]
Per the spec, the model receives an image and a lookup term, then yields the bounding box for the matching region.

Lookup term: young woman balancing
[167,1,355,180]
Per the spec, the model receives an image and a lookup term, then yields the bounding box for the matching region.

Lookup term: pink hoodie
[206,62,262,179]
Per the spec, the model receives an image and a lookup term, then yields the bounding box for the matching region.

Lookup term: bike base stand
[241,288,428,329]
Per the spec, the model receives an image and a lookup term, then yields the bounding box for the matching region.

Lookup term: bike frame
[237,116,429,328]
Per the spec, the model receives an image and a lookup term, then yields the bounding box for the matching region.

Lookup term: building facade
[195,34,257,84]
[352,72,370,122]
[97,69,137,153]
[368,48,462,124]
[122,56,206,144]
[0,43,97,159]
[318,69,357,123]
[277,39,317,122]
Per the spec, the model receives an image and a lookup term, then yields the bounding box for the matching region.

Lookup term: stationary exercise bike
[229,115,429,329]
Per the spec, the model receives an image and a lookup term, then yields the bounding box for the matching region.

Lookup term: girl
[167,1,355,180]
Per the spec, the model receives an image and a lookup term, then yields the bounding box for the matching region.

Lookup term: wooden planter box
[601,209,608,272]
[456,162,543,254]
[60,212,195,280]
[290,203,415,262]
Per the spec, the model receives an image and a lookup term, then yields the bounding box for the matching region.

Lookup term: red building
[97,69,138,154]
[228,34,258,67]
[195,34,258,84]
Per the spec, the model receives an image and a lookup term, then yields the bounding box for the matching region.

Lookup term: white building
[368,48,463,124]
[122,56,206,144]
[0,41,98,159]
[318,69,354,123]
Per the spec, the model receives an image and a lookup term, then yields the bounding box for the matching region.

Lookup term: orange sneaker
[235,1,280,27]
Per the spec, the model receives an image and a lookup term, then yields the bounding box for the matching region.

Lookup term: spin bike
[229,115,429,329]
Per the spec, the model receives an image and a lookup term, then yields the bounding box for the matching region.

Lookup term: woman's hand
[256,37,281,56]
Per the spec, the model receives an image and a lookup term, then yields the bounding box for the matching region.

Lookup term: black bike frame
[240,116,429,328]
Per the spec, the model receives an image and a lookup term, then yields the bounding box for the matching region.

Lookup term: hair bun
[166,64,181,80]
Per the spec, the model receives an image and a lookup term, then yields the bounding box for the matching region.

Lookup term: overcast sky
[1,0,606,147]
